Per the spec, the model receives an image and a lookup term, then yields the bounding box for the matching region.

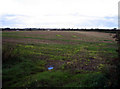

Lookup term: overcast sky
[0,0,119,28]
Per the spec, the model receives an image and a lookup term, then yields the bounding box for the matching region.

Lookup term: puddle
[48,66,54,70]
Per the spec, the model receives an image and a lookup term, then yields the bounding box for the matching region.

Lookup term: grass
[72,35,77,38]
[2,31,118,87]
[12,71,107,87]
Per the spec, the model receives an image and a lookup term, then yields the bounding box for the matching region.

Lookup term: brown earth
[2,31,116,45]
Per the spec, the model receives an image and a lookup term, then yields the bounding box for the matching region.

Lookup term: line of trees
[1,28,118,31]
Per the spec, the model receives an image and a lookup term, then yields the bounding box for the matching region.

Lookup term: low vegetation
[2,31,118,87]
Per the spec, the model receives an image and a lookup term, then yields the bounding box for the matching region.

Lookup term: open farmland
[2,31,118,87]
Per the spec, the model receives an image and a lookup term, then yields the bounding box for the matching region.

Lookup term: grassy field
[2,31,118,87]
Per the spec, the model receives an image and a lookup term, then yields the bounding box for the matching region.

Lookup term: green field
[2,31,118,87]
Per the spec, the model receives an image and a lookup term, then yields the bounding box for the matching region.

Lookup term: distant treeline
[1,28,119,32]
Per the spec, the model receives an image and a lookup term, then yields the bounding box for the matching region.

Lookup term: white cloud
[0,0,119,28]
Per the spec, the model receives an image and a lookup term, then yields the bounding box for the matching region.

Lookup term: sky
[0,0,119,29]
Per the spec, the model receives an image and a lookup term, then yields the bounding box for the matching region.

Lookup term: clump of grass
[56,34,62,37]
[72,35,77,38]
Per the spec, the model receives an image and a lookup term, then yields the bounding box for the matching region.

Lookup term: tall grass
[102,32,120,87]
